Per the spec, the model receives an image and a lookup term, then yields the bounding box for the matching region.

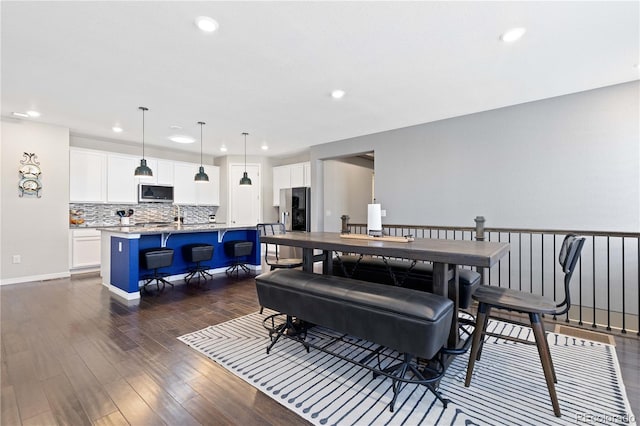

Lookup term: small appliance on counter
[208,214,216,223]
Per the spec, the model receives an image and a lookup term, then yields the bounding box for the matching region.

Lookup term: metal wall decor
[18,152,42,197]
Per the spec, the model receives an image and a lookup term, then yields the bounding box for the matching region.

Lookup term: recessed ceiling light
[500,27,526,43]
[331,89,346,99]
[169,125,183,130]
[112,126,123,133]
[220,144,228,152]
[195,16,219,33]
[26,110,41,117]
[169,135,195,144]
[12,112,29,118]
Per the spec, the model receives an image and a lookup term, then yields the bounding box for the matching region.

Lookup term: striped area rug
[178,311,636,426]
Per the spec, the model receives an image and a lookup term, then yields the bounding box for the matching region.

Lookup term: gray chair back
[556,234,586,315]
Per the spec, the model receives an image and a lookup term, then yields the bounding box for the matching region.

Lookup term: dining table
[259,231,511,349]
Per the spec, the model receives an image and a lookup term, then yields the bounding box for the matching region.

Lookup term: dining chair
[464,234,585,417]
[257,223,304,313]
[257,223,304,271]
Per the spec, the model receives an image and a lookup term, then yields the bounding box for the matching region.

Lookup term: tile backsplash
[70,203,218,227]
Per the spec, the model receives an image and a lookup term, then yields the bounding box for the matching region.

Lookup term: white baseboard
[109,285,141,301]
[0,271,71,286]
[71,267,100,275]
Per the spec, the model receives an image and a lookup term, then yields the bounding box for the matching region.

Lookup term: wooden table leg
[322,250,332,275]
[302,248,314,272]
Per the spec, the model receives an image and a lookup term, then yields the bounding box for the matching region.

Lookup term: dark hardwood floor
[2,270,638,425]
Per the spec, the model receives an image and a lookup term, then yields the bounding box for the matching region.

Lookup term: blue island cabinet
[101,226,260,300]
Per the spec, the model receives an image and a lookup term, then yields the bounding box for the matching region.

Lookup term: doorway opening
[322,152,374,233]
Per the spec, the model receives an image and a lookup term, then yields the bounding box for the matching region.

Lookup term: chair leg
[530,312,561,417]
[475,305,492,361]
[543,329,558,383]
[465,303,489,387]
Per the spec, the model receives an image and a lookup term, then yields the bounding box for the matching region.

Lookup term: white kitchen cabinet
[303,162,311,187]
[107,154,138,203]
[196,165,220,205]
[272,162,311,206]
[70,148,107,202]
[70,228,101,269]
[272,165,291,206]
[69,148,212,205]
[290,163,304,188]
[130,158,172,186]
[155,159,174,185]
[175,163,220,205]
[173,162,198,205]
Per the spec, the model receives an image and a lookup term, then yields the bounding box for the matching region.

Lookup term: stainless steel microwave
[138,184,174,203]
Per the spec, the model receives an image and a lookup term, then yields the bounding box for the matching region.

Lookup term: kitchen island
[100,223,260,300]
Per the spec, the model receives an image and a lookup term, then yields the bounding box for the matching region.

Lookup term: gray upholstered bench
[255,269,454,411]
[332,254,481,309]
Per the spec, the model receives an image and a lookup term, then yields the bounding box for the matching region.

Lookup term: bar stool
[140,247,174,294]
[182,243,214,286]
[224,240,254,277]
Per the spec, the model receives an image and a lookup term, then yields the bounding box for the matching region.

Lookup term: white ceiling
[2,1,638,158]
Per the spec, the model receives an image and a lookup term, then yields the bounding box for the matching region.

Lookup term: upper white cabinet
[174,162,220,205]
[304,162,311,187]
[173,162,198,205]
[196,165,220,206]
[290,163,304,188]
[272,161,310,206]
[70,148,218,206]
[272,165,291,206]
[107,154,138,203]
[156,160,174,185]
[70,148,107,203]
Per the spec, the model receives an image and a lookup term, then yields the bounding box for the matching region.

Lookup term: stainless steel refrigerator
[280,187,311,232]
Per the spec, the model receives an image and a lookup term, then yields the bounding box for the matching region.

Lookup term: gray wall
[311,81,639,232]
[323,160,373,232]
[1,120,70,284]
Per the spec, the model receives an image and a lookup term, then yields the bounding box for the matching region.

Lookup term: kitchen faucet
[173,204,181,224]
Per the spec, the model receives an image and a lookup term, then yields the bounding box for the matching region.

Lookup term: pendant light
[239,132,252,185]
[194,121,209,182]
[134,106,153,177]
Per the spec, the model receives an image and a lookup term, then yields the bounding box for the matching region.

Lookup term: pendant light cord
[242,132,249,172]
[199,122,205,166]
[139,106,148,159]
[142,108,145,158]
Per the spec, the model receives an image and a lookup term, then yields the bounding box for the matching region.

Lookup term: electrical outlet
[12,255,21,264]
[381,209,387,217]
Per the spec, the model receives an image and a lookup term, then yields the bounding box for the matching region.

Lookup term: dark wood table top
[260,232,510,267]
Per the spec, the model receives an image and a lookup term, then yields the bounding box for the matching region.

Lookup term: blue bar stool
[140,248,174,294]
[182,243,214,286]
[224,241,254,277]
